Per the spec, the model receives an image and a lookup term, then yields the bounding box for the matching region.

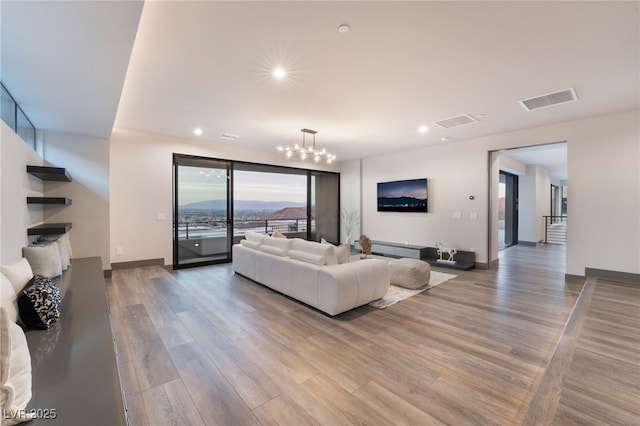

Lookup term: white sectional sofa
[232,231,390,316]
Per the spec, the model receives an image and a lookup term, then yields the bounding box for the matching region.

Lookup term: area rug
[368,270,457,309]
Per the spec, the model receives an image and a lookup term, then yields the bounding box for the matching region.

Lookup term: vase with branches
[340,208,360,245]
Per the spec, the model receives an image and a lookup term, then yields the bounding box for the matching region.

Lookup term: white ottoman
[388,258,431,289]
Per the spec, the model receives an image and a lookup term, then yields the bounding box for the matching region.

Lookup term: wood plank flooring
[106,244,639,425]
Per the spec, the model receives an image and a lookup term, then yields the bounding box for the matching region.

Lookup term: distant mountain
[267,207,307,220]
[179,199,306,211]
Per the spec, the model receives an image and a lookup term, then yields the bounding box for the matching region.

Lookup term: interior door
[499,171,518,249]
[173,155,232,268]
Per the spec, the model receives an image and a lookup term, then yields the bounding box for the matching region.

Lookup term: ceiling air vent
[433,114,478,129]
[519,88,578,111]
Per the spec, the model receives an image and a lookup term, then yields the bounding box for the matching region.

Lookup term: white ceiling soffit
[433,114,479,129]
[519,88,578,112]
[0,1,144,139]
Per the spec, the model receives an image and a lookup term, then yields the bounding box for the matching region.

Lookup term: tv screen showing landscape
[377,178,428,212]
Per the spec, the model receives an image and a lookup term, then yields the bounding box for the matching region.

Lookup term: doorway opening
[488,141,567,271]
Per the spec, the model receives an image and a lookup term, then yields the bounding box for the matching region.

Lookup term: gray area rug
[368,270,457,309]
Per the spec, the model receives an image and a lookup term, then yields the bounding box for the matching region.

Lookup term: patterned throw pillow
[17,275,61,329]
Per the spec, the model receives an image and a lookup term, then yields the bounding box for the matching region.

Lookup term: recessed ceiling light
[418,125,428,134]
[338,24,350,34]
[194,128,203,136]
[273,67,286,79]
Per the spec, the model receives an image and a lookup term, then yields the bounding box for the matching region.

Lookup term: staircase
[544,216,567,244]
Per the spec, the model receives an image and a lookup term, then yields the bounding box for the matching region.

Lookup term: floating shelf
[27,165,72,182]
[27,197,72,205]
[27,223,72,236]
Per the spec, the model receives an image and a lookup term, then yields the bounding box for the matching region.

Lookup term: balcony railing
[1,82,36,149]
[544,215,567,244]
[178,218,309,240]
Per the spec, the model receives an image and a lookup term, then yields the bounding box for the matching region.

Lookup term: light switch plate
[452,212,462,219]
[470,212,478,220]
[156,213,166,221]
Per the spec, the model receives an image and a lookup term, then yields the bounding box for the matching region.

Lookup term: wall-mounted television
[377,178,428,212]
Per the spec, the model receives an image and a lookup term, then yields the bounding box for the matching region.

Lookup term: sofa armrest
[317,259,390,315]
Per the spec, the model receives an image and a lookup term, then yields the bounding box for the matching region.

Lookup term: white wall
[567,110,640,275]
[342,109,639,275]
[110,128,339,266]
[339,159,362,243]
[42,131,110,270]
[0,122,44,264]
[361,141,487,256]
[518,165,552,243]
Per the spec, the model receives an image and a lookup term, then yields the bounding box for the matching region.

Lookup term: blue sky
[178,167,307,204]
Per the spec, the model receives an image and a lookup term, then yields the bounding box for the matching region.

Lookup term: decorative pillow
[55,239,70,270]
[288,249,326,266]
[240,239,261,250]
[33,239,69,271]
[17,275,61,330]
[0,259,34,294]
[244,230,265,244]
[321,239,350,264]
[0,307,35,425]
[22,244,62,278]
[60,233,73,260]
[291,239,338,266]
[260,245,288,257]
[271,230,287,238]
[0,273,19,323]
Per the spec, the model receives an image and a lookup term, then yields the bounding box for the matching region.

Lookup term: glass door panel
[173,155,232,268]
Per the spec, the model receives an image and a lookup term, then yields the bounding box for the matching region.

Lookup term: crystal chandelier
[277,128,336,164]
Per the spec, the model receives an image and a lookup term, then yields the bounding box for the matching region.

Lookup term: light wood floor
[106,244,639,425]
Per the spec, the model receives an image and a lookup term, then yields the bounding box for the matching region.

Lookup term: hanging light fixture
[277,128,336,164]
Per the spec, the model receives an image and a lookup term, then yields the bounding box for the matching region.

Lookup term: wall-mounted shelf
[27,197,72,205]
[27,165,72,182]
[27,223,72,236]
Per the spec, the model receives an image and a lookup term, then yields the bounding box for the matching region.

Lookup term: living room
[1,1,639,425]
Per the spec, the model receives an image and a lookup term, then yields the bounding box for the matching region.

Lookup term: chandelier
[277,128,336,164]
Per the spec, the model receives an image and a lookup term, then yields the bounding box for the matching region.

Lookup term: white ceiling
[1,1,638,164]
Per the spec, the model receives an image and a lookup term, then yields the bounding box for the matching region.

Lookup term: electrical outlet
[156,212,166,221]
[116,247,123,256]
[452,212,462,220]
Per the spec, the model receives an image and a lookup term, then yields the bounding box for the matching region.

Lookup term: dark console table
[354,240,475,270]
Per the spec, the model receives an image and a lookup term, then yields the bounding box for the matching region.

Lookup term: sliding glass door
[173,155,232,268]
[173,155,340,268]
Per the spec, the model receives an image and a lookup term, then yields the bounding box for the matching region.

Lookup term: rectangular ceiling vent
[519,88,578,111]
[433,114,478,129]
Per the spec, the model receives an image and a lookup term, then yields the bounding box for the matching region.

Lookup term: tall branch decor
[340,208,360,245]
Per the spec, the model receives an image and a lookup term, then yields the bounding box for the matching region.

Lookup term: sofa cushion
[291,239,338,265]
[271,230,286,238]
[261,245,288,257]
[244,230,266,244]
[240,239,261,250]
[263,235,291,251]
[288,249,326,266]
[0,259,34,294]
